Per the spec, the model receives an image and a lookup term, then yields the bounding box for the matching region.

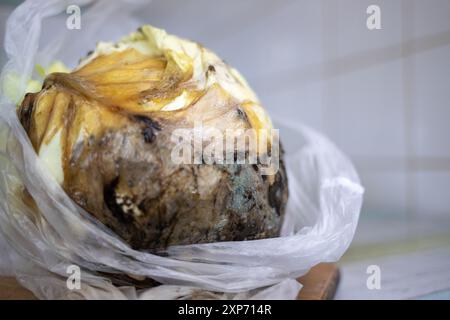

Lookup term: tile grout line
[320,0,339,138]
[401,0,417,219]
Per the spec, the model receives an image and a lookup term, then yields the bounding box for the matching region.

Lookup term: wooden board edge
[297,263,340,300]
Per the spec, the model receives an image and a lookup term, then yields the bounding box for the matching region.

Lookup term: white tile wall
[412,0,450,40]
[358,170,408,219]
[335,0,403,57]
[415,172,450,218]
[323,61,406,158]
[262,82,325,130]
[413,44,450,158]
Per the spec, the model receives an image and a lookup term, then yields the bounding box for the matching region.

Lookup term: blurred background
[1,0,450,299]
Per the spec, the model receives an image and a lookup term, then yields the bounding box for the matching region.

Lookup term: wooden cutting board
[0,263,339,300]
[297,263,340,300]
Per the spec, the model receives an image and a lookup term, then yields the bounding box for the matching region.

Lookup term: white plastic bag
[0,0,364,299]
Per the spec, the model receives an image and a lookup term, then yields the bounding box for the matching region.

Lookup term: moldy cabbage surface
[17,25,288,250]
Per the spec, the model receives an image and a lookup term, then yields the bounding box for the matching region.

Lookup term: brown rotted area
[17,84,288,253]
[80,116,286,250]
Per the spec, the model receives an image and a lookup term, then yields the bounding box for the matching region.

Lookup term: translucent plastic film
[0,0,363,299]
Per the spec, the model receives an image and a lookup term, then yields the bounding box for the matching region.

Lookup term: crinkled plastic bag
[0,0,364,299]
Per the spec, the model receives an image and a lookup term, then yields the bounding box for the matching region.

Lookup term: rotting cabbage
[16,25,289,255]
